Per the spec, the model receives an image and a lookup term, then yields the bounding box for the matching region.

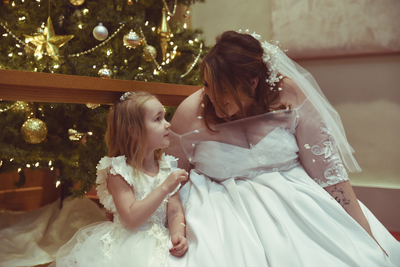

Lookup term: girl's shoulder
[96,156,136,212]
[96,155,136,187]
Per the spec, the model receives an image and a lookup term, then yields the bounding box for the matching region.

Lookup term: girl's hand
[163,169,188,193]
[105,212,114,222]
[169,234,188,257]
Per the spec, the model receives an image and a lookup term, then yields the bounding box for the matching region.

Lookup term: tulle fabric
[277,48,361,172]
[54,219,170,267]
[52,153,180,267]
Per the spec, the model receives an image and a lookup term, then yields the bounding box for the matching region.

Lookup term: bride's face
[203,71,241,118]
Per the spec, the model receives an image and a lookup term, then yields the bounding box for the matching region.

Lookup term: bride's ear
[251,77,259,91]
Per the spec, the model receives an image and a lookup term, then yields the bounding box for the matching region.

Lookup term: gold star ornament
[23,16,74,58]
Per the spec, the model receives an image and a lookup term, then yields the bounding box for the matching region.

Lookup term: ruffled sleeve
[96,155,135,212]
[295,99,350,187]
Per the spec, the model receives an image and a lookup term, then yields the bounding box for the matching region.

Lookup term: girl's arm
[167,192,188,256]
[324,181,388,256]
[108,169,187,229]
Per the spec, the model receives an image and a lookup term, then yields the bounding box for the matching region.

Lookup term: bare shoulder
[279,77,307,108]
[170,89,204,134]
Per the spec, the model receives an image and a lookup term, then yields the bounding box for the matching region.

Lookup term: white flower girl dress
[52,153,180,267]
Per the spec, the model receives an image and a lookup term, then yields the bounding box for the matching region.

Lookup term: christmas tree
[0,0,207,197]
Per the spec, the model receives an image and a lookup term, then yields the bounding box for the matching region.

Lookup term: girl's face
[143,98,171,152]
[203,71,240,118]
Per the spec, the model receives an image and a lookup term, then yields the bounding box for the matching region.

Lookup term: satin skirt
[166,166,400,267]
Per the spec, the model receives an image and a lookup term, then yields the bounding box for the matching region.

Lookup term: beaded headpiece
[237,29,283,88]
[119,92,132,101]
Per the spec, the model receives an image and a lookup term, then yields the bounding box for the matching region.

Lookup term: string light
[180,42,203,78]
[0,102,18,113]
[0,21,125,58]
[162,0,177,16]
[0,16,203,79]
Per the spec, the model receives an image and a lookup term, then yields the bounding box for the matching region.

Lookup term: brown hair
[200,30,287,129]
[105,91,160,171]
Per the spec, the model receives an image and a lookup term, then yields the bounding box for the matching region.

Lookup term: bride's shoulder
[170,89,204,134]
[279,77,307,109]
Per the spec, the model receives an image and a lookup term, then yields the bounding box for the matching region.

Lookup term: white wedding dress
[52,154,180,267]
[166,98,400,267]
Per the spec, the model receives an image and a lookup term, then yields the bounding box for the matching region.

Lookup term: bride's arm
[281,79,388,255]
[324,181,388,256]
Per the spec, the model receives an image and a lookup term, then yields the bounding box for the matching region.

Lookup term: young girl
[50,91,188,267]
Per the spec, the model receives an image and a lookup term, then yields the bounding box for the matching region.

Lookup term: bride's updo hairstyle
[105,91,161,171]
[201,30,287,129]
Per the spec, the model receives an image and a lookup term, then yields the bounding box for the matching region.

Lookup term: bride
[165,30,400,266]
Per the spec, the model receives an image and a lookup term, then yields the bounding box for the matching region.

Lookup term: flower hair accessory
[237,29,284,88]
[119,92,132,101]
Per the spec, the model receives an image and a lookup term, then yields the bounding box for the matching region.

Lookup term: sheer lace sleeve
[295,99,349,187]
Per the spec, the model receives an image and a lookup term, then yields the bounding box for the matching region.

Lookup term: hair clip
[120,92,132,102]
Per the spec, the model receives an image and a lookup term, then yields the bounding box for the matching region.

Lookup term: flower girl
[50,91,188,267]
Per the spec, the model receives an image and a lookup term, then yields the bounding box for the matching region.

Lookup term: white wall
[191,0,271,46]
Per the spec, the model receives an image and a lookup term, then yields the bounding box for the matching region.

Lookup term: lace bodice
[96,153,180,229]
[169,99,349,187]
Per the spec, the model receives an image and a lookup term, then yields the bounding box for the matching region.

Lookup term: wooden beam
[0,69,201,106]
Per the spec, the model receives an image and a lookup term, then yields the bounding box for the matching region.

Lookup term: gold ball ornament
[21,118,48,144]
[143,45,157,62]
[70,0,85,6]
[123,30,142,49]
[98,65,113,79]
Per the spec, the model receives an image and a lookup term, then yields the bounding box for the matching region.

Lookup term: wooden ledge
[0,69,200,106]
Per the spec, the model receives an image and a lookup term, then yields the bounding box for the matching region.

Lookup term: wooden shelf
[0,69,200,106]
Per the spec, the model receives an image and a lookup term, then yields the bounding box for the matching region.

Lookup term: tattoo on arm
[330,186,350,210]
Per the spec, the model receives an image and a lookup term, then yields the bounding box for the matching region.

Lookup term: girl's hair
[200,30,287,129]
[105,91,161,171]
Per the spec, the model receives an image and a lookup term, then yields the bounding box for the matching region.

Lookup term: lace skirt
[54,220,170,267]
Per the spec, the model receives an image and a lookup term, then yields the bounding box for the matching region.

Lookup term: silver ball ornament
[183,10,191,19]
[123,30,142,49]
[98,65,113,79]
[93,23,108,41]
